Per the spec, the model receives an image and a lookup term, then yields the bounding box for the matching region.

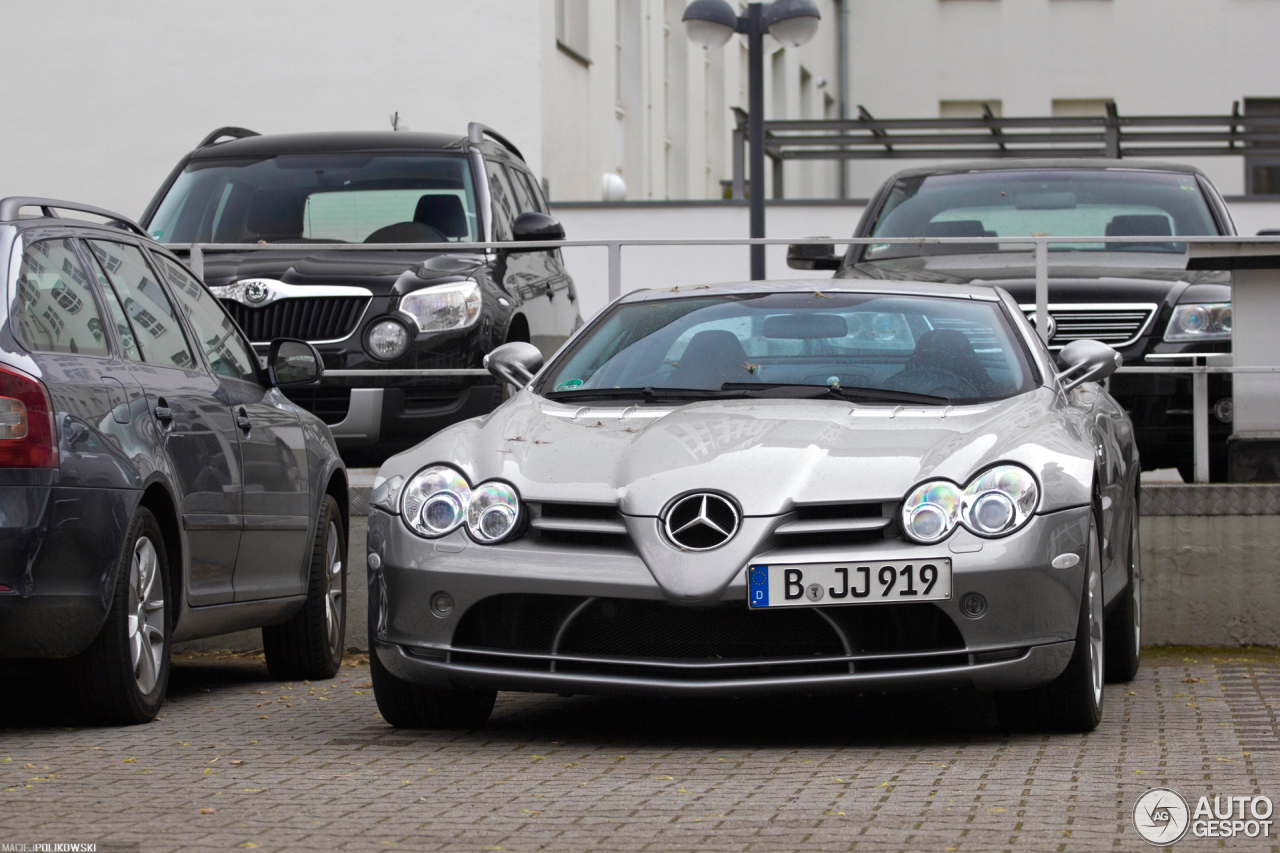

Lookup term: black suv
[141,124,581,457]
[0,198,348,724]
[790,160,1234,481]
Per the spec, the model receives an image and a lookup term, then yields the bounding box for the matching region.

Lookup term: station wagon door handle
[236,408,252,433]
[154,401,173,424]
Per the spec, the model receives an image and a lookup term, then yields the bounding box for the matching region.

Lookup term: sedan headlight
[400,465,523,543]
[901,464,1039,543]
[1164,302,1232,342]
[400,281,482,333]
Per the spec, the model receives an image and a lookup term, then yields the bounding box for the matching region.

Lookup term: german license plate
[748,559,952,609]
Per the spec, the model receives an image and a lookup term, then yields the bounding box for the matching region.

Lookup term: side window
[513,168,549,214]
[86,240,196,370]
[11,239,109,357]
[508,166,538,214]
[152,254,259,384]
[484,159,519,241]
[91,263,143,362]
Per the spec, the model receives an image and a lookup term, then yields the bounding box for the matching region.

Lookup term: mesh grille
[222,297,368,343]
[280,387,352,425]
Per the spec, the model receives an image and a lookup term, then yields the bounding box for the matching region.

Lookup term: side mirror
[511,211,565,244]
[484,341,544,391]
[268,338,323,387]
[1055,339,1121,393]
[786,239,842,271]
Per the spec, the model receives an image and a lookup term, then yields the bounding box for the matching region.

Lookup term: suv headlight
[901,464,1039,543]
[400,465,524,543]
[400,281,482,333]
[1164,302,1231,342]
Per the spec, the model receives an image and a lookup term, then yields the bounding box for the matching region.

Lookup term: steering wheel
[886,367,982,400]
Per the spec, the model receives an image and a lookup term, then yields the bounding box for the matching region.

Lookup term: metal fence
[173,234,1280,484]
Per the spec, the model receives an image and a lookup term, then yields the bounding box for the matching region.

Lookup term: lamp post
[683,0,821,280]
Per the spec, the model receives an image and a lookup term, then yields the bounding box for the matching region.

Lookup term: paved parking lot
[1,648,1277,852]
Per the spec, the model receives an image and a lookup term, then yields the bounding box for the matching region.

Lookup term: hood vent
[529,502,629,546]
[772,502,896,547]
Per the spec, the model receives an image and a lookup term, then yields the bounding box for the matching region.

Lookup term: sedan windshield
[538,292,1036,404]
[146,154,479,245]
[862,169,1221,261]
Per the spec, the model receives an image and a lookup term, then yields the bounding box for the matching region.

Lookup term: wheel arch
[138,480,184,610]
[324,466,350,547]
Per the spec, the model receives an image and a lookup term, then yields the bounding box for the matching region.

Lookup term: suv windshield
[147,153,479,245]
[537,292,1035,404]
[862,169,1220,261]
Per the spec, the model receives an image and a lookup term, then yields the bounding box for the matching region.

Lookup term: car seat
[246,189,306,242]
[414,195,469,239]
[885,329,994,398]
[1105,214,1174,251]
[672,329,759,389]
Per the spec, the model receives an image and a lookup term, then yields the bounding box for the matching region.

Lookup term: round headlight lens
[401,466,471,537]
[466,481,522,543]
[960,465,1038,537]
[901,480,961,543]
[367,319,411,360]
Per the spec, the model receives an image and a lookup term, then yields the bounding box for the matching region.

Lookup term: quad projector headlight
[401,464,522,544]
[901,464,1039,543]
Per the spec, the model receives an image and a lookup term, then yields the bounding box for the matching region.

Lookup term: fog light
[366,319,411,360]
[1214,397,1234,424]
[430,592,454,617]
[960,593,987,619]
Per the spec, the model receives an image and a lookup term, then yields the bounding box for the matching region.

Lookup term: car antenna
[390,111,407,132]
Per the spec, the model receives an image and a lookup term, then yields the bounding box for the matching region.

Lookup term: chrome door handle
[154,405,173,423]
[236,409,252,433]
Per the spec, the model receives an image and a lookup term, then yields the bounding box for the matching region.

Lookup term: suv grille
[222,297,369,343]
[1022,304,1156,349]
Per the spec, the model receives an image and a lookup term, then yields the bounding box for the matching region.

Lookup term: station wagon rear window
[539,292,1035,404]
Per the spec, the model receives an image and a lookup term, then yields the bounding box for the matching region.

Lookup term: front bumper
[282,370,500,448]
[0,483,137,658]
[367,505,1091,696]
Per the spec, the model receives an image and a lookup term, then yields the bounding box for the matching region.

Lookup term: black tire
[997,513,1105,733]
[370,646,495,729]
[67,506,171,725]
[1105,495,1142,683]
[263,495,346,680]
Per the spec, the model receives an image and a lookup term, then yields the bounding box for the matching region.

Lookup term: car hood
[380,387,1096,603]
[186,248,488,294]
[842,254,1229,290]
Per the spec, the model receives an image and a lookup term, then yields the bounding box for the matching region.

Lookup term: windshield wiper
[543,386,743,403]
[720,383,951,405]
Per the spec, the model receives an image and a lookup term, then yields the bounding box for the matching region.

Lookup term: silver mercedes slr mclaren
[365,280,1142,733]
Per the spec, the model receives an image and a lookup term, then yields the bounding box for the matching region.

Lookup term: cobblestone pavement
[1,648,1277,853]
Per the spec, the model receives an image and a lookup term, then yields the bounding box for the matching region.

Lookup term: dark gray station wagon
[0,198,349,724]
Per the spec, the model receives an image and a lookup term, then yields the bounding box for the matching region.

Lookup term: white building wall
[0,0,546,220]
[842,0,1280,198]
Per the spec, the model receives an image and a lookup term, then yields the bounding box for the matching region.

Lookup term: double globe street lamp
[682,0,822,279]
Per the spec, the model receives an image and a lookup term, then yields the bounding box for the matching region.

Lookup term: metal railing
[170,234,1280,484]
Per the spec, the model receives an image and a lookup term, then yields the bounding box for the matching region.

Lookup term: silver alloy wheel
[1087,528,1105,708]
[1131,504,1142,651]
[324,520,344,656]
[127,536,165,694]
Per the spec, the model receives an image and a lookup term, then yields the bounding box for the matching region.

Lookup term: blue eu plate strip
[748,565,769,608]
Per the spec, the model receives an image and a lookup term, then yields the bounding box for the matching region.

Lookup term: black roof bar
[0,197,150,238]
[197,126,261,149]
[466,122,524,161]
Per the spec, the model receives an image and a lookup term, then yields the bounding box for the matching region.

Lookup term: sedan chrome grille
[1020,303,1157,349]
[221,296,369,344]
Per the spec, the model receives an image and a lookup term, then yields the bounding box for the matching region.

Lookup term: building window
[1052,98,1113,118]
[1245,99,1280,195]
[939,100,1002,119]
[556,0,590,64]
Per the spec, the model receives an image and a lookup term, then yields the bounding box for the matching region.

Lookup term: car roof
[188,131,472,161]
[881,158,1209,181]
[619,279,1002,302]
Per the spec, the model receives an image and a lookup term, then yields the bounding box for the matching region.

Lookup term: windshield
[537,292,1036,404]
[862,169,1220,262]
[146,154,479,244]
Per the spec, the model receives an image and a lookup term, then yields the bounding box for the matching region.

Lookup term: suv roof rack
[0,197,151,238]
[197,126,261,149]
[467,122,524,161]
